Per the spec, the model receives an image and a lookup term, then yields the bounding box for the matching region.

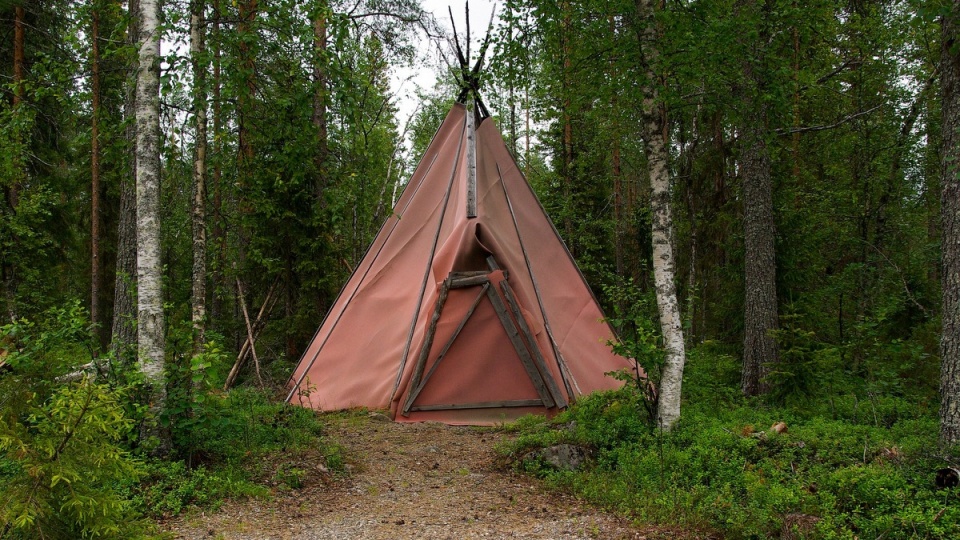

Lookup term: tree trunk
[11,4,24,212]
[560,1,575,252]
[740,119,779,396]
[636,0,686,431]
[190,0,208,354]
[112,0,140,362]
[238,0,258,164]
[91,3,103,347]
[610,16,625,280]
[4,4,26,321]
[210,0,224,323]
[739,0,780,397]
[940,2,960,446]
[313,1,329,199]
[135,0,168,450]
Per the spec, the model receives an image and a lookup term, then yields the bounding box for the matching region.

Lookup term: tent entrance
[400,263,567,416]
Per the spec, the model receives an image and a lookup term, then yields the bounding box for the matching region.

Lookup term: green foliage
[504,346,960,539]
[0,381,147,539]
[132,388,342,517]
[130,460,268,518]
[0,307,149,539]
[0,306,343,534]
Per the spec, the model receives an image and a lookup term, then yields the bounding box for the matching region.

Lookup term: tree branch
[776,105,882,135]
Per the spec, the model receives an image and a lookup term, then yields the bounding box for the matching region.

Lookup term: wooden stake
[486,286,555,408]
[224,280,277,390]
[466,106,477,218]
[402,279,451,415]
[500,280,567,408]
[236,277,263,386]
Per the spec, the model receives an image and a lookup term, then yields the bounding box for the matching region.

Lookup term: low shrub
[504,347,960,539]
[0,306,153,539]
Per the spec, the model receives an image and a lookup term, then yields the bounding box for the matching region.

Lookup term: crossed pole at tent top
[448,3,495,119]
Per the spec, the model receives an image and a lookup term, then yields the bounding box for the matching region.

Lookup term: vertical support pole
[466,103,478,218]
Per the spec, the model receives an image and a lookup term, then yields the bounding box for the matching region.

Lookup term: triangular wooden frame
[400,266,565,416]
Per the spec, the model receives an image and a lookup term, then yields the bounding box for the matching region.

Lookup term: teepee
[285,97,633,425]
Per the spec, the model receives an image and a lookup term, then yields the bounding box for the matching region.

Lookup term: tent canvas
[286,103,633,425]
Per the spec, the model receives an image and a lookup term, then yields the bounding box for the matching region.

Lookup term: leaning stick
[223,280,277,390]
[235,277,263,386]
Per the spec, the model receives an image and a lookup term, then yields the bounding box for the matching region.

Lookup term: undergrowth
[503,345,960,539]
[0,305,344,538]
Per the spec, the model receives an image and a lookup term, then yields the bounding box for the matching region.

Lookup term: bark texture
[636,0,686,431]
[136,0,167,447]
[91,4,103,344]
[238,0,258,164]
[4,5,26,321]
[112,0,140,361]
[313,2,329,196]
[740,120,779,396]
[739,0,780,397]
[941,2,960,446]
[211,0,225,322]
[190,0,208,353]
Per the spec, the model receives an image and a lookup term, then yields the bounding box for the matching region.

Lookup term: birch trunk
[636,0,686,431]
[940,1,960,445]
[313,1,329,197]
[112,0,140,361]
[135,0,167,448]
[190,0,208,353]
[210,0,225,322]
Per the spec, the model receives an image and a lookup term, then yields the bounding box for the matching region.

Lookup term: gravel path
[163,413,694,539]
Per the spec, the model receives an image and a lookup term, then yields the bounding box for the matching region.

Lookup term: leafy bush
[0,305,153,539]
[0,305,344,534]
[130,388,343,517]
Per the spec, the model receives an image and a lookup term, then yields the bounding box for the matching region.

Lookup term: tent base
[393,406,557,426]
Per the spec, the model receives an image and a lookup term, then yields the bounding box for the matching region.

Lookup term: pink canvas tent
[286,103,634,424]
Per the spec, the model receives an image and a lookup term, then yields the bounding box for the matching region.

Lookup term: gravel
[162,414,700,540]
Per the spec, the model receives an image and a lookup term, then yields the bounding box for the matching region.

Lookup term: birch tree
[135,0,167,448]
[190,0,208,353]
[635,0,686,431]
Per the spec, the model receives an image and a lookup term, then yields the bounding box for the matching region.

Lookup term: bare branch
[776,105,882,135]
[816,58,863,85]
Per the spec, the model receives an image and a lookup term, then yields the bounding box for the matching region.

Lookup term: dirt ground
[161,413,698,540]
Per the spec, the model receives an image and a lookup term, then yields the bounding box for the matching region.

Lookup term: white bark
[636,0,686,431]
[136,0,166,430]
[190,0,208,353]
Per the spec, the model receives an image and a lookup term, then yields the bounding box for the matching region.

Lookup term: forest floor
[161,413,703,540]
